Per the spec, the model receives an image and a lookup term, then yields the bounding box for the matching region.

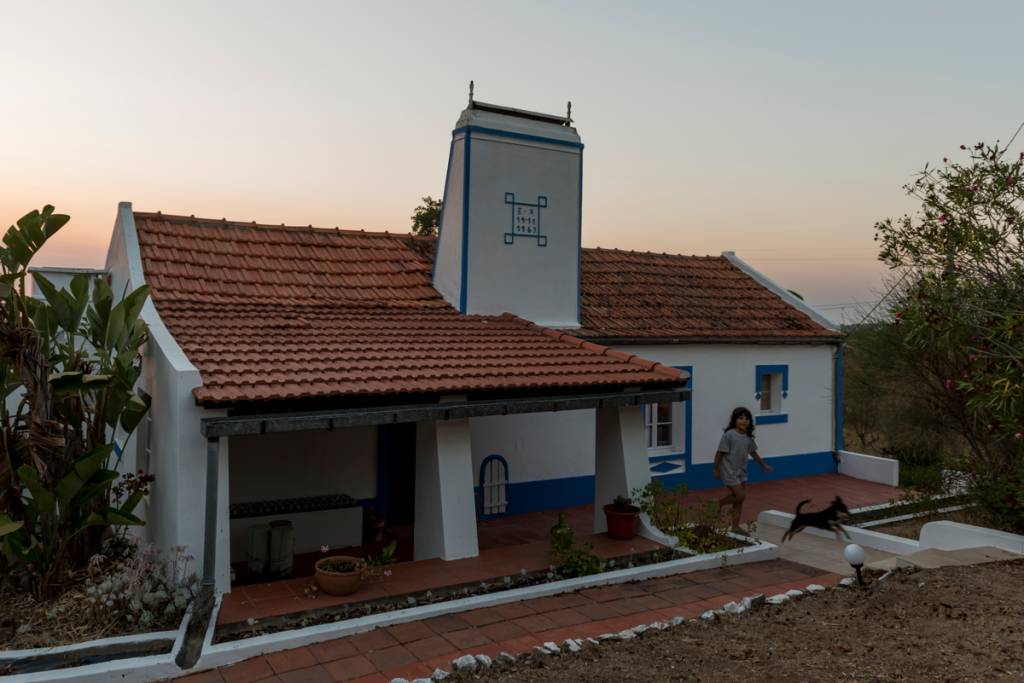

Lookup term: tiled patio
[181,559,841,683]
[219,473,898,628]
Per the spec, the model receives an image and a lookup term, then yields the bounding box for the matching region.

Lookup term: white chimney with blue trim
[433,89,583,328]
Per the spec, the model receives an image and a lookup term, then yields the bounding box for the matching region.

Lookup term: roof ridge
[582,246,725,260]
[497,313,685,382]
[134,211,413,240]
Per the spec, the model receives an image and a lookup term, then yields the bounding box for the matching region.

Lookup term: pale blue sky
[3,1,1022,322]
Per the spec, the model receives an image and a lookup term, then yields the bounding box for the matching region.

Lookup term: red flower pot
[603,504,640,540]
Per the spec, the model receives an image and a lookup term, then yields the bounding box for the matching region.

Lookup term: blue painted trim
[755,413,789,425]
[576,149,583,325]
[459,129,472,313]
[477,454,510,520]
[488,451,839,515]
[452,125,584,150]
[678,366,693,472]
[648,452,685,463]
[836,346,845,451]
[431,138,456,281]
[755,364,789,399]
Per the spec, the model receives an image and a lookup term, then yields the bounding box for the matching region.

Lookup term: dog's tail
[795,499,811,513]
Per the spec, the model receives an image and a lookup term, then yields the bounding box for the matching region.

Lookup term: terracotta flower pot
[315,556,366,596]
[603,504,640,540]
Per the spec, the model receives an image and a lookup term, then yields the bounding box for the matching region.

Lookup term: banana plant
[1,206,152,598]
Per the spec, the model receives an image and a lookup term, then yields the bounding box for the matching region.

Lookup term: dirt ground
[449,560,1024,682]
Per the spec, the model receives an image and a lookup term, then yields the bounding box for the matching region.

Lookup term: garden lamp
[844,543,866,586]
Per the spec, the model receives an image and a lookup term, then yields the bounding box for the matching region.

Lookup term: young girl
[712,407,773,532]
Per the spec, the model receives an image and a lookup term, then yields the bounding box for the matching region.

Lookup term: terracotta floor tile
[443,627,492,650]
[424,614,472,634]
[364,644,417,671]
[477,619,529,642]
[322,654,376,681]
[308,638,359,664]
[377,661,432,680]
[385,620,435,644]
[574,601,620,621]
[346,674,388,683]
[545,608,590,628]
[266,648,318,674]
[221,657,274,683]
[460,607,506,627]
[492,601,535,619]
[512,613,558,633]
[349,629,398,653]
[404,634,456,661]
[278,665,333,683]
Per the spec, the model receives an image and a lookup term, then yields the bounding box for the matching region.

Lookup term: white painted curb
[0,607,191,683]
[920,521,1024,555]
[757,509,920,555]
[190,540,777,672]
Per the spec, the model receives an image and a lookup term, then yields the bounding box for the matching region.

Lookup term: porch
[217,472,899,627]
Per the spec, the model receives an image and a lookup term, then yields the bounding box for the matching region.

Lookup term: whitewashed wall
[615,343,837,465]
[469,410,595,483]
[433,137,464,309]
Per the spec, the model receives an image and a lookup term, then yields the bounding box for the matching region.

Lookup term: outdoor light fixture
[844,543,867,585]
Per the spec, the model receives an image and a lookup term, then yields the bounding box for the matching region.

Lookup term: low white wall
[920,521,1024,555]
[756,509,921,555]
[837,450,899,487]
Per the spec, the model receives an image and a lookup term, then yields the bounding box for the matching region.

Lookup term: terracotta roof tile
[574,248,840,341]
[135,213,683,406]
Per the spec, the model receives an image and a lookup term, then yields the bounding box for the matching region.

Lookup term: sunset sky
[3,1,1022,324]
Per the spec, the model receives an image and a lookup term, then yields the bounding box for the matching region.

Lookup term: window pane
[760,374,773,411]
[656,401,672,423]
[656,424,672,446]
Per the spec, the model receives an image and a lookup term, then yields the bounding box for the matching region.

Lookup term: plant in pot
[603,495,641,540]
[314,550,367,596]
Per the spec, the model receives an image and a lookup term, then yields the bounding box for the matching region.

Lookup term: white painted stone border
[0,607,192,683]
[757,509,920,554]
[919,521,1024,555]
[190,540,777,672]
[856,504,967,529]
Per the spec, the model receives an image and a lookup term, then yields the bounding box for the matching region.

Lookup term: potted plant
[603,495,641,540]
[314,555,366,596]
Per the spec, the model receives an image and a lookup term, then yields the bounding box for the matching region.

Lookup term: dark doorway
[377,422,417,527]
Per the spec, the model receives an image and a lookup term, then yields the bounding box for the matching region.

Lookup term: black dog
[781,497,851,543]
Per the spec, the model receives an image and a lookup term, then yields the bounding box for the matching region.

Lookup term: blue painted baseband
[474,451,837,517]
[755,413,789,425]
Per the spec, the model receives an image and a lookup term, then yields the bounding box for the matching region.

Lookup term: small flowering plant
[364,540,397,581]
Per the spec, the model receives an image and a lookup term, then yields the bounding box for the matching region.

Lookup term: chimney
[432,87,582,328]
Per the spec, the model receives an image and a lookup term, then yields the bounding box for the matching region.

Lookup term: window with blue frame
[755,364,789,425]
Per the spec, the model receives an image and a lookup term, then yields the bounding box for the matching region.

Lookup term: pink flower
[944,379,954,391]
[1013,432,1023,442]
[895,311,903,319]
[384,569,393,577]
[938,215,948,224]
[320,545,330,554]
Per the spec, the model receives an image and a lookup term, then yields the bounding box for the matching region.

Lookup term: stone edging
[410,575,866,682]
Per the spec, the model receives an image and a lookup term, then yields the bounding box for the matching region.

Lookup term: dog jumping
[780,496,852,543]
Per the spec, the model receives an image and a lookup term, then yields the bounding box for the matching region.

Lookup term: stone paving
[177,559,841,683]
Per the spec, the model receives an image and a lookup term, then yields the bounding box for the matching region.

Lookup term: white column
[594,406,671,544]
[413,419,479,561]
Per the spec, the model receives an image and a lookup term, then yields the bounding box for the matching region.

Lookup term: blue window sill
[648,452,685,463]
[755,413,789,425]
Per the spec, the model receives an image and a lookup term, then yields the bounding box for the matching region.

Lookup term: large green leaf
[83,507,144,529]
[49,371,112,396]
[2,207,70,271]
[120,391,151,433]
[16,465,54,513]
[0,515,24,538]
[55,445,114,508]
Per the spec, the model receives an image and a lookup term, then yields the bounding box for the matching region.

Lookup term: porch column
[201,435,232,592]
[594,406,670,543]
[413,418,479,561]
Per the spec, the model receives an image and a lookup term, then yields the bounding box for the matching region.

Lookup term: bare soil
[450,560,1024,682]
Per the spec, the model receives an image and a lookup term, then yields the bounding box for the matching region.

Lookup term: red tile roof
[576,248,840,341]
[134,213,684,406]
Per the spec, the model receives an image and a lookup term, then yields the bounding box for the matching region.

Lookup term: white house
[50,96,843,593]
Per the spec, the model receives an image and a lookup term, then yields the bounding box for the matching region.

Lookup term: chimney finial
[468,80,474,105]
[566,101,572,126]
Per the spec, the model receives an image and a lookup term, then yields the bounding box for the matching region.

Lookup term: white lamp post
[844,543,866,585]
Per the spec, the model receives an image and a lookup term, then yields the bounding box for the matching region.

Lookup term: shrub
[632,480,738,554]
